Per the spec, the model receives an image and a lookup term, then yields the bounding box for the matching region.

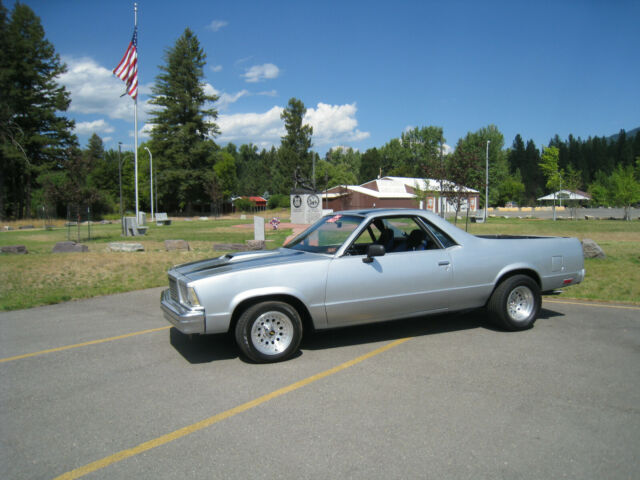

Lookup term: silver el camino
[161,209,585,362]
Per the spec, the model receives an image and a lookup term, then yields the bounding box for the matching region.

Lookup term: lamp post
[144,147,154,221]
[484,140,490,221]
[118,142,123,234]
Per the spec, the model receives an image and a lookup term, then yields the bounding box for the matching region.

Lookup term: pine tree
[278,98,313,193]
[0,2,76,219]
[148,28,219,213]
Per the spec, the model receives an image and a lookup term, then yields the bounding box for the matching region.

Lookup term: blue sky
[19,0,640,155]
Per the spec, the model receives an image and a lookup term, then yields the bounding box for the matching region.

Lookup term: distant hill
[608,127,640,142]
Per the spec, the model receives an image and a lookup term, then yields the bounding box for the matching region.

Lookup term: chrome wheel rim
[507,286,535,322]
[251,311,294,356]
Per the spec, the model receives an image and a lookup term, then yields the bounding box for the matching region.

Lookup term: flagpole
[133,2,139,225]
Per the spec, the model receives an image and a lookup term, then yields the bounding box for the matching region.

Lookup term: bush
[268,194,290,209]
[234,198,256,212]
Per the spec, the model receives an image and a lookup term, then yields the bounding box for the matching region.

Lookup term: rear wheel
[235,301,303,363]
[488,275,541,331]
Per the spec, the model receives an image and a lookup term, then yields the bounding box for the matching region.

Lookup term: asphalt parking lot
[1,289,639,479]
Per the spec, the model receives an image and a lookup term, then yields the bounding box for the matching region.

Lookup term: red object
[113,27,138,99]
[247,196,267,206]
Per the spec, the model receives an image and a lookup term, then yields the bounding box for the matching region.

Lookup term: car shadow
[302,310,484,351]
[169,307,567,363]
[169,328,237,363]
[538,307,565,320]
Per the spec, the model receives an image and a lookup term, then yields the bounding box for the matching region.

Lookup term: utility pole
[485,140,490,221]
[144,147,153,220]
[118,142,123,234]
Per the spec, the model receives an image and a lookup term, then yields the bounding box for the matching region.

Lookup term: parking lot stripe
[52,337,411,480]
[0,326,171,364]
[544,299,640,311]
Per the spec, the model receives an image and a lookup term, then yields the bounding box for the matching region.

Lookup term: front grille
[169,278,179,302]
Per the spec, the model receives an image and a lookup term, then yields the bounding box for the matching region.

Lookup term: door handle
[438,261,450,266]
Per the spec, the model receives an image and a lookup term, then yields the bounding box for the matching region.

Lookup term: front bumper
[160,289,205,334]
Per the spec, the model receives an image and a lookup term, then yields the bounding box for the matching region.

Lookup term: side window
[347,216,440,254]
[421,221,457,248]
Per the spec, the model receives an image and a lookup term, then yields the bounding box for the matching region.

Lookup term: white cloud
[58,56,152,122]
[257,90,278,97]
[217,106,285,148]
[303,103,370,145]
[218,90,250,110]
[207,20,228,32]
[203,83,248,110]
[75,119,114,135]
[242,63,280,83]
[203,83,220,98]
[210,64,223,72]
[216,102,370,149]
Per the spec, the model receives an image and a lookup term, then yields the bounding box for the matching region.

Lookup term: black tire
[235,301,303,363]
[487,274,541,331]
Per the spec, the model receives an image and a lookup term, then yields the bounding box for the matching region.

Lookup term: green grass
[0,214,292,311]
[1,214,638,310]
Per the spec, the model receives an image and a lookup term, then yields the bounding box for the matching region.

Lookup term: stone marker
[254,216,265,241]
[52,241,88,253]
[213,242,247,251]
[246,240,265,250]
[108,242,144,252]
[1,245,28,254]
[581,238,605,259]
[165,239,190,251]
[213,240,264,251]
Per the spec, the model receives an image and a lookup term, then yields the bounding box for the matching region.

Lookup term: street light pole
[485,140,490,221]
[118,142,123,234]
[144,147,153,221]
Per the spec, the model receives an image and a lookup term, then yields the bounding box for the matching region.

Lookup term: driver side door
[324,216,453,326]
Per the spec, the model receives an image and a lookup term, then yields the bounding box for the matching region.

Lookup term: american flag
[113,27,138,100]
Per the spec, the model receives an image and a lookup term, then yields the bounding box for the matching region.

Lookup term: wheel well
[488,269,541,302]
[229,295,315,336]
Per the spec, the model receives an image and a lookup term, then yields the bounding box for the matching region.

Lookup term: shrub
[234,198,256,212]
[268,194,290,209]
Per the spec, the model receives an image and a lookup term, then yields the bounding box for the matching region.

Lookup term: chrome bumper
[160,289,205,334]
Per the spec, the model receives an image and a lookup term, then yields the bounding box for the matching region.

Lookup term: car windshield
[285,214,363,254]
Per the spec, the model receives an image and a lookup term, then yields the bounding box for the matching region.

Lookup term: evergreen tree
[278,98,313,192]
[148,28,219,213]
[0,2,76,219]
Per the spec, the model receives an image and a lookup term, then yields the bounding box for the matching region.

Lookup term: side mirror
[363,244,385,263]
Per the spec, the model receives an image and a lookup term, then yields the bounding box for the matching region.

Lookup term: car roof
[333,208,434,219]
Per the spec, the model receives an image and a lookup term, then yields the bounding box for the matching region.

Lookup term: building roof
[322,176,479,199]
[384,176,480,194]
[537,190,591,201]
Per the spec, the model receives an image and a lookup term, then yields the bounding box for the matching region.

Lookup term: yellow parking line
[544,299,640,311]
[53,337,411,480]
[0,326,171,364]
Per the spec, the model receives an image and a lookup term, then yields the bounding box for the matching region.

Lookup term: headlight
[186,286,201,307]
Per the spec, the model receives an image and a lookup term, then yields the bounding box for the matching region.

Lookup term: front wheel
[488,275,541,331]
[235,301,303,363]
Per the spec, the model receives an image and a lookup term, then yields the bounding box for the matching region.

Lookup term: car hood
[171,248,322,282]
